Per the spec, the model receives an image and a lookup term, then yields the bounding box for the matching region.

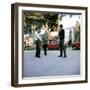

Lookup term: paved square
[23,48,80,77]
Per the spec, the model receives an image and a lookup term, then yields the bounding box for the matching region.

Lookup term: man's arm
[63,29,65,39]
[35,32,42,41]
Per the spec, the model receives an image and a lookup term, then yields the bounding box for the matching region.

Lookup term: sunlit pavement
[23,48,80,77]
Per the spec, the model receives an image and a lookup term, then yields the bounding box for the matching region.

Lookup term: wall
[0,0,89,90]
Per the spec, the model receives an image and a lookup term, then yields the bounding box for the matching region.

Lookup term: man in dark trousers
[34,27,42,58]
[42,27,48,56]
[58,24,67,58]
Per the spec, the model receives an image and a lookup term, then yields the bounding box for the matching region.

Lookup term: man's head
[60,24,63,29]
[41,24,45,29]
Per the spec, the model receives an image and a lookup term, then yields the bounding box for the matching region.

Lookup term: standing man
[34,27,42,58]
[74,21,80,42]
[42,24,48,56]
[58,24,67,58]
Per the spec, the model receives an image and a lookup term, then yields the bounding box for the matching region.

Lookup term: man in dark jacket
[41,24,48,56]
[58,24,67,57]
[43,29,48,56]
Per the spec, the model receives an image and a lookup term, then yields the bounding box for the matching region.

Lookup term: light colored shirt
[34,31,42,41]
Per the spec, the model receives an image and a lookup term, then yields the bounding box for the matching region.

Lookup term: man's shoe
[44,54,47,56]
[35,56,41,58]
[64,56,67,58]
[58,55,62,57]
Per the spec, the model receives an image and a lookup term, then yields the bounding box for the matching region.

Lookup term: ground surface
[23,48,80,77]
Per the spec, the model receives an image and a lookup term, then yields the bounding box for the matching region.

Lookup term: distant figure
[68,30,72,46]
[34,27,42,58]
[74,21,80,42]
[58,24,67,58]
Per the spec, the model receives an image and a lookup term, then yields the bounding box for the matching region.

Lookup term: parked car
[48,44,59,50]
[47,39,59,50]
[72,42,80,50]
[47,40,68,50]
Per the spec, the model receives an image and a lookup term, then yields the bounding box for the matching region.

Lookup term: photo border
[11,3,88,87]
